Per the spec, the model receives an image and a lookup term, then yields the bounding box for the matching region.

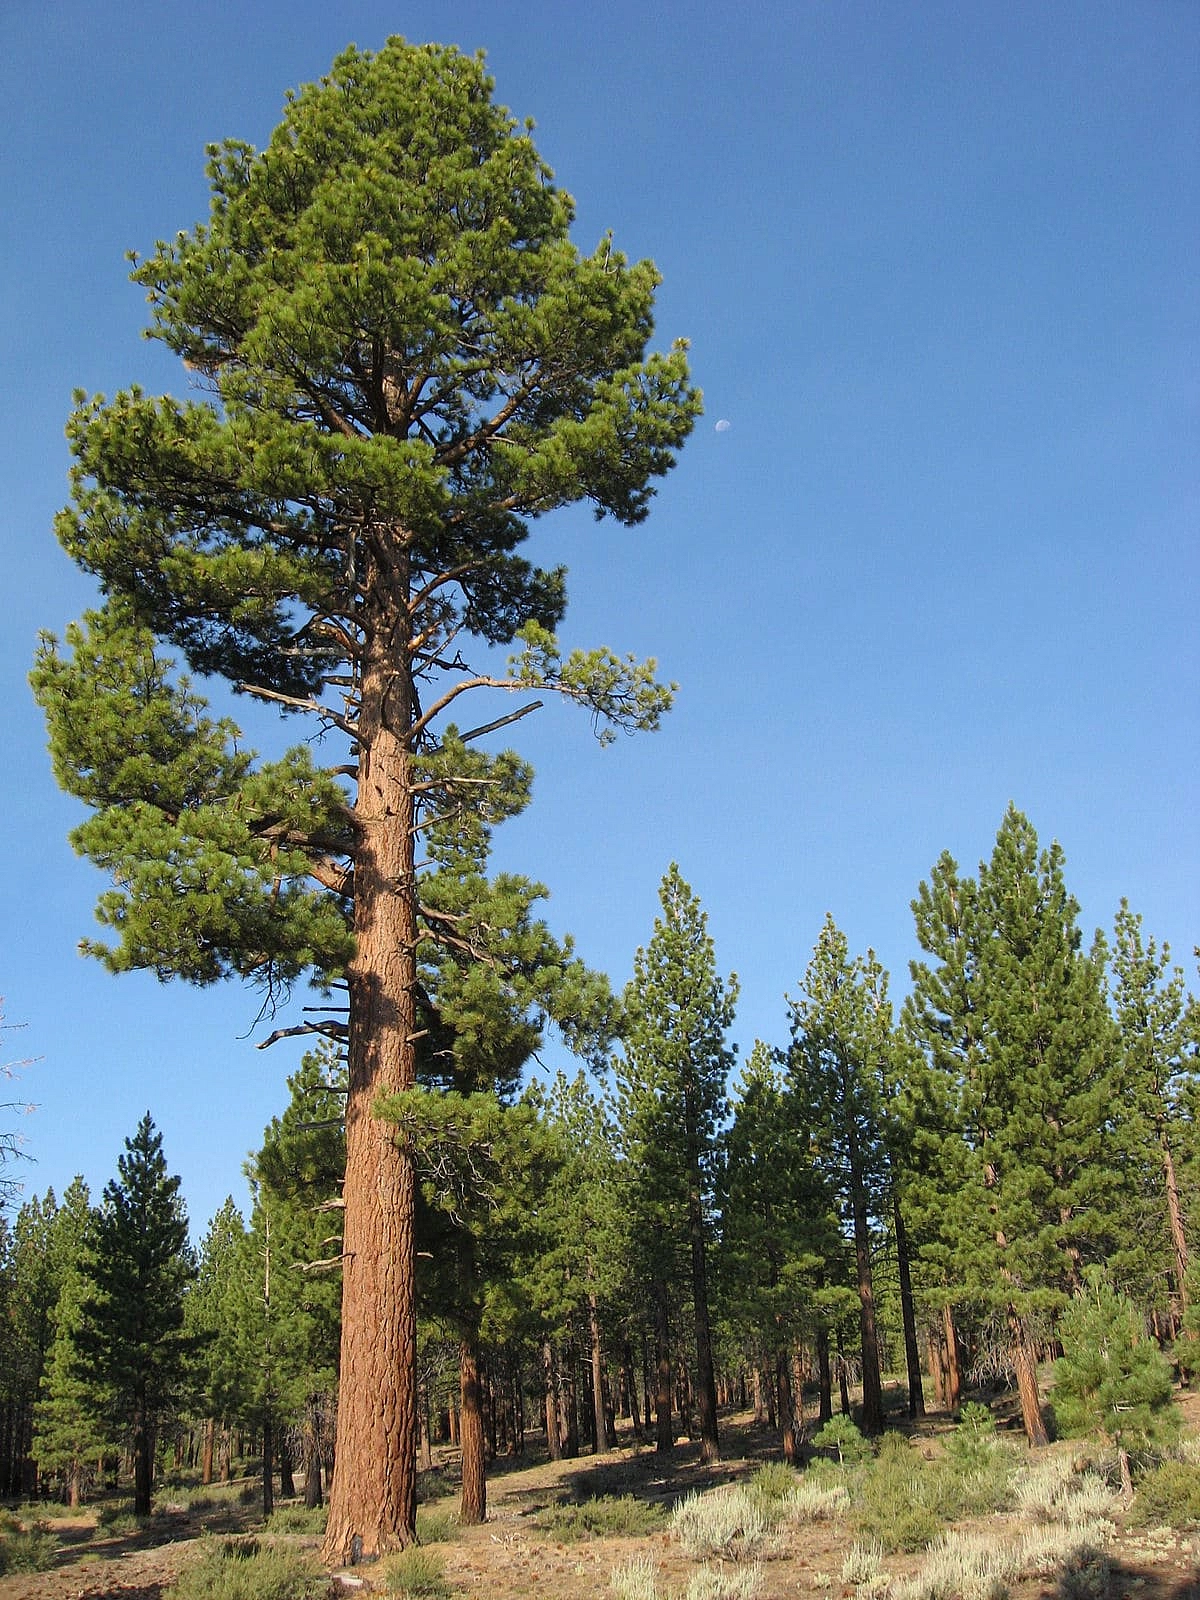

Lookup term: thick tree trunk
[279,1431,295,1501]
[132,1409,152,1518]
[777,1347,798,1465]
[893,1195,925,1418]
[322,614,420,1565]
[459,1339,487,1525]
[68,1462,81,1509]
[1008,1305,1049,1447]
[200,1417,215,1486]
[652,1278,673,1454]
[1163,1137,1191,1310]
[542,1341,563,1460]
[587,1292,609,1453]
[752,1364,766,1425]
[942,1303,962,1411]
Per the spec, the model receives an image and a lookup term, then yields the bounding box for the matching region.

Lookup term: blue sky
[2,0,1196,1236]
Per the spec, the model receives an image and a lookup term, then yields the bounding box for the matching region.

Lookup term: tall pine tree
[31,38,697,1559]
[617,866,736,1465]
[905,808,1118,1446]
[786,917,893,1436]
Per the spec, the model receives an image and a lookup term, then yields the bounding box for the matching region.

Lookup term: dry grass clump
[890,1516,1116,1600]
[683,1561,764,1599]
[782,1471,851,1522]
[1010,1454,1119,1525]
[609,1553,661,1600]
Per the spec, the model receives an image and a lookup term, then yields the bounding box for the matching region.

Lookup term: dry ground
[3,1398,1200,1600]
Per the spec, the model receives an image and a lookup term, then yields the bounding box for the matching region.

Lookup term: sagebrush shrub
[672,1486,769,1561]
[685,1561,764,1599]
[384,1545,452,1599]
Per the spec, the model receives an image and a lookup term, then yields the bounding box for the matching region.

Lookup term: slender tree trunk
[752,1364,766,1425]
[459,1338,486,1524]
[587,1292,609,1453]
[686,1178,720,1463]
[542,1341,562,1460]
[792,1346,808,1441]
[622,1340,643,1436]
[816,1328,833,1423]
[838,1349,851,1417]
[851,1183,884,1433]
[262,1412,275,1519]
[417,1384,433,1474]
[304,1405,324,1512]
[68,1461,81,1510]
[1007,1305,1049,1447]
[201,1417,215,1486]
[653,1278,673,1454]
[777,1347,798,1465]
[893,1194,925,1418]
[322,608,420,1565]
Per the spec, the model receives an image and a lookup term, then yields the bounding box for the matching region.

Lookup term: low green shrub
[415,1505,457,1543]
[1128,1458,1200,1527]
[535,1494,665,1540]
[265,1503,327,1534]
[0,1520,59,1574]
[383,1544,452,1598]
[747,1461,799,1502]
[811,1415,873,1466]
[168,1536,325,1600]
[853,1434,941,1553]
[96,1500,147,1537]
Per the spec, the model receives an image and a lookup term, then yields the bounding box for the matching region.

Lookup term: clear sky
[2,0,1196,1237]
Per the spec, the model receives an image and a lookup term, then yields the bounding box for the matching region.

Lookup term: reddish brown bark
[200,1417,215,1486]
[1164,1138,1191,1310]
[321,616,420,1565]
[459,1339,487,1525]
[1008,1305,1049,1447]
[942,1303,962,1411]
[542,1341,563,1460]
[777,1347,798,1465]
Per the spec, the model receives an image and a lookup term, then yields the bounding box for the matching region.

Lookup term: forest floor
[3,1391,1200,1600]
